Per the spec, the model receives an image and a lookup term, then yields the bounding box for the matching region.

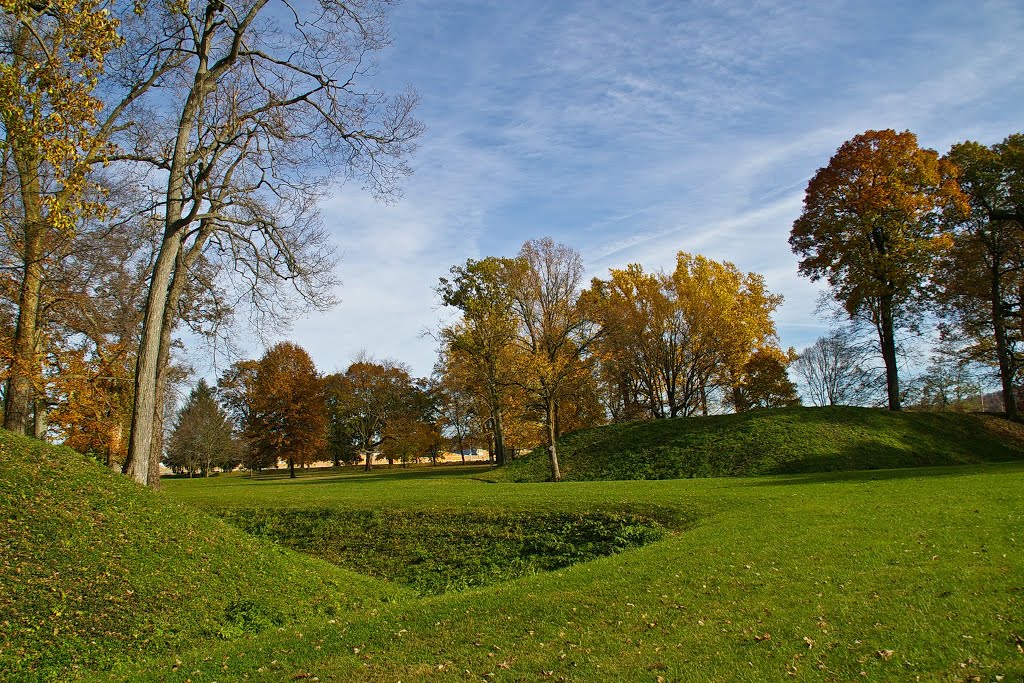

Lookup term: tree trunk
[289,457,295,478]
[877,295,902,411]
[991,274,1018,420]
[125,232,183,484]
[32,400,47,439]
[145,248,192,489]
[363,449,373,471]
[545,397,561,482]
[5,171,45,435]
[492,404,507,466]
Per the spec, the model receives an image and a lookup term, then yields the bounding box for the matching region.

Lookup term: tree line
[790,129,1024,420]
[0,0,1019,484]
[172,238,800,481]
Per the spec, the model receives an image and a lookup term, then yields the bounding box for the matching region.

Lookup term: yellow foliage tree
[0,0,121,434]
[587,253,782,417]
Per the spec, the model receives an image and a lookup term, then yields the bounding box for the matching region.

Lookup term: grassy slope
[0,431,410,682]
[497,406,1024,482]
[108,462,1024,682]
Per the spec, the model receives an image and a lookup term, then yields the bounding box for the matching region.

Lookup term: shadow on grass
[750,460,1024,487]
[255,464,496,485]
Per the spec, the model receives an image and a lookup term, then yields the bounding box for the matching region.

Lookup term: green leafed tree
[165,379,240,477]
[938,134,1024,420]
[790,129,967,411]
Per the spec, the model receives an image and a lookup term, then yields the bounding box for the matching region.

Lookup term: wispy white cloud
[218,0,1024,377]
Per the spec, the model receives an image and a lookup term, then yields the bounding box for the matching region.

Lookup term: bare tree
[793,327,882,407]
[117,0,423,485]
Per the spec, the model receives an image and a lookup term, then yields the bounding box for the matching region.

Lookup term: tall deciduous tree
[243,342,326,479]
[325,355,416,471]
[939,135,1024,420]
[508,238,600,482]
[437,257,520,465]
[0,0,122,434]
[793,327,882,407]
[790,129,967,411]
[122,0,422,486]
[671,252,782,412]
[586,253,782,418]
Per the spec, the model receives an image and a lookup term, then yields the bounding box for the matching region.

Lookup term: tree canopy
[790,129,967,410]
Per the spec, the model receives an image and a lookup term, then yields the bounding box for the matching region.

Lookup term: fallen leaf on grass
[755,632,771,642]
[876,649,894,660]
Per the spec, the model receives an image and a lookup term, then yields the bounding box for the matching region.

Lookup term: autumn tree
[937,135,1024,420]
[729,347,800,411]
[584,264,683,419]
[432,362,479,462]
[790,129,967,411]
[672,253,782,412]
[241,342,326,479]
[120,0,423,486]
[166,379,239,477]
[586,253,782,418]
[506,238,601,482]
[0,0,122,434]
[436,257,520,465]
[325,355,416,471]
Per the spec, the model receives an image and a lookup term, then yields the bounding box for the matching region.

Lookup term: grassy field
[2,411,1023,682]
[499,406,1024,482]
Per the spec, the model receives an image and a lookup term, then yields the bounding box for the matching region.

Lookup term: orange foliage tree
[790,129,967,410]
[242,342,326,478]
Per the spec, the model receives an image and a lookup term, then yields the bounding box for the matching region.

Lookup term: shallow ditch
[216,506,688,595]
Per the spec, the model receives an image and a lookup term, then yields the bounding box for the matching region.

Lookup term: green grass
[0,431,408,682]
[114,462,1023,682]
[497,406,1024,482]
[3,420,1024,682]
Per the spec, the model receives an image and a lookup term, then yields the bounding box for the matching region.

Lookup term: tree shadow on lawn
[748,460,1024,487]
[270,465,496,485]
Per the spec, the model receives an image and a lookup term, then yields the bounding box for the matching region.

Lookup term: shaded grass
[496,406,1024,482]
[215,506,680,595]
[0,431,408,682]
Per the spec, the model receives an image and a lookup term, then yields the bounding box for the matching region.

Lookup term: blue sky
[236,0,1024,378]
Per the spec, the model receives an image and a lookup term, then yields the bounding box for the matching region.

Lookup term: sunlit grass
[130,460,1024,682]
[4,422,1022,682]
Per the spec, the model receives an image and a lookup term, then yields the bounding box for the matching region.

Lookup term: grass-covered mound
[498,406,1024,482]
[0,430,408,682]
